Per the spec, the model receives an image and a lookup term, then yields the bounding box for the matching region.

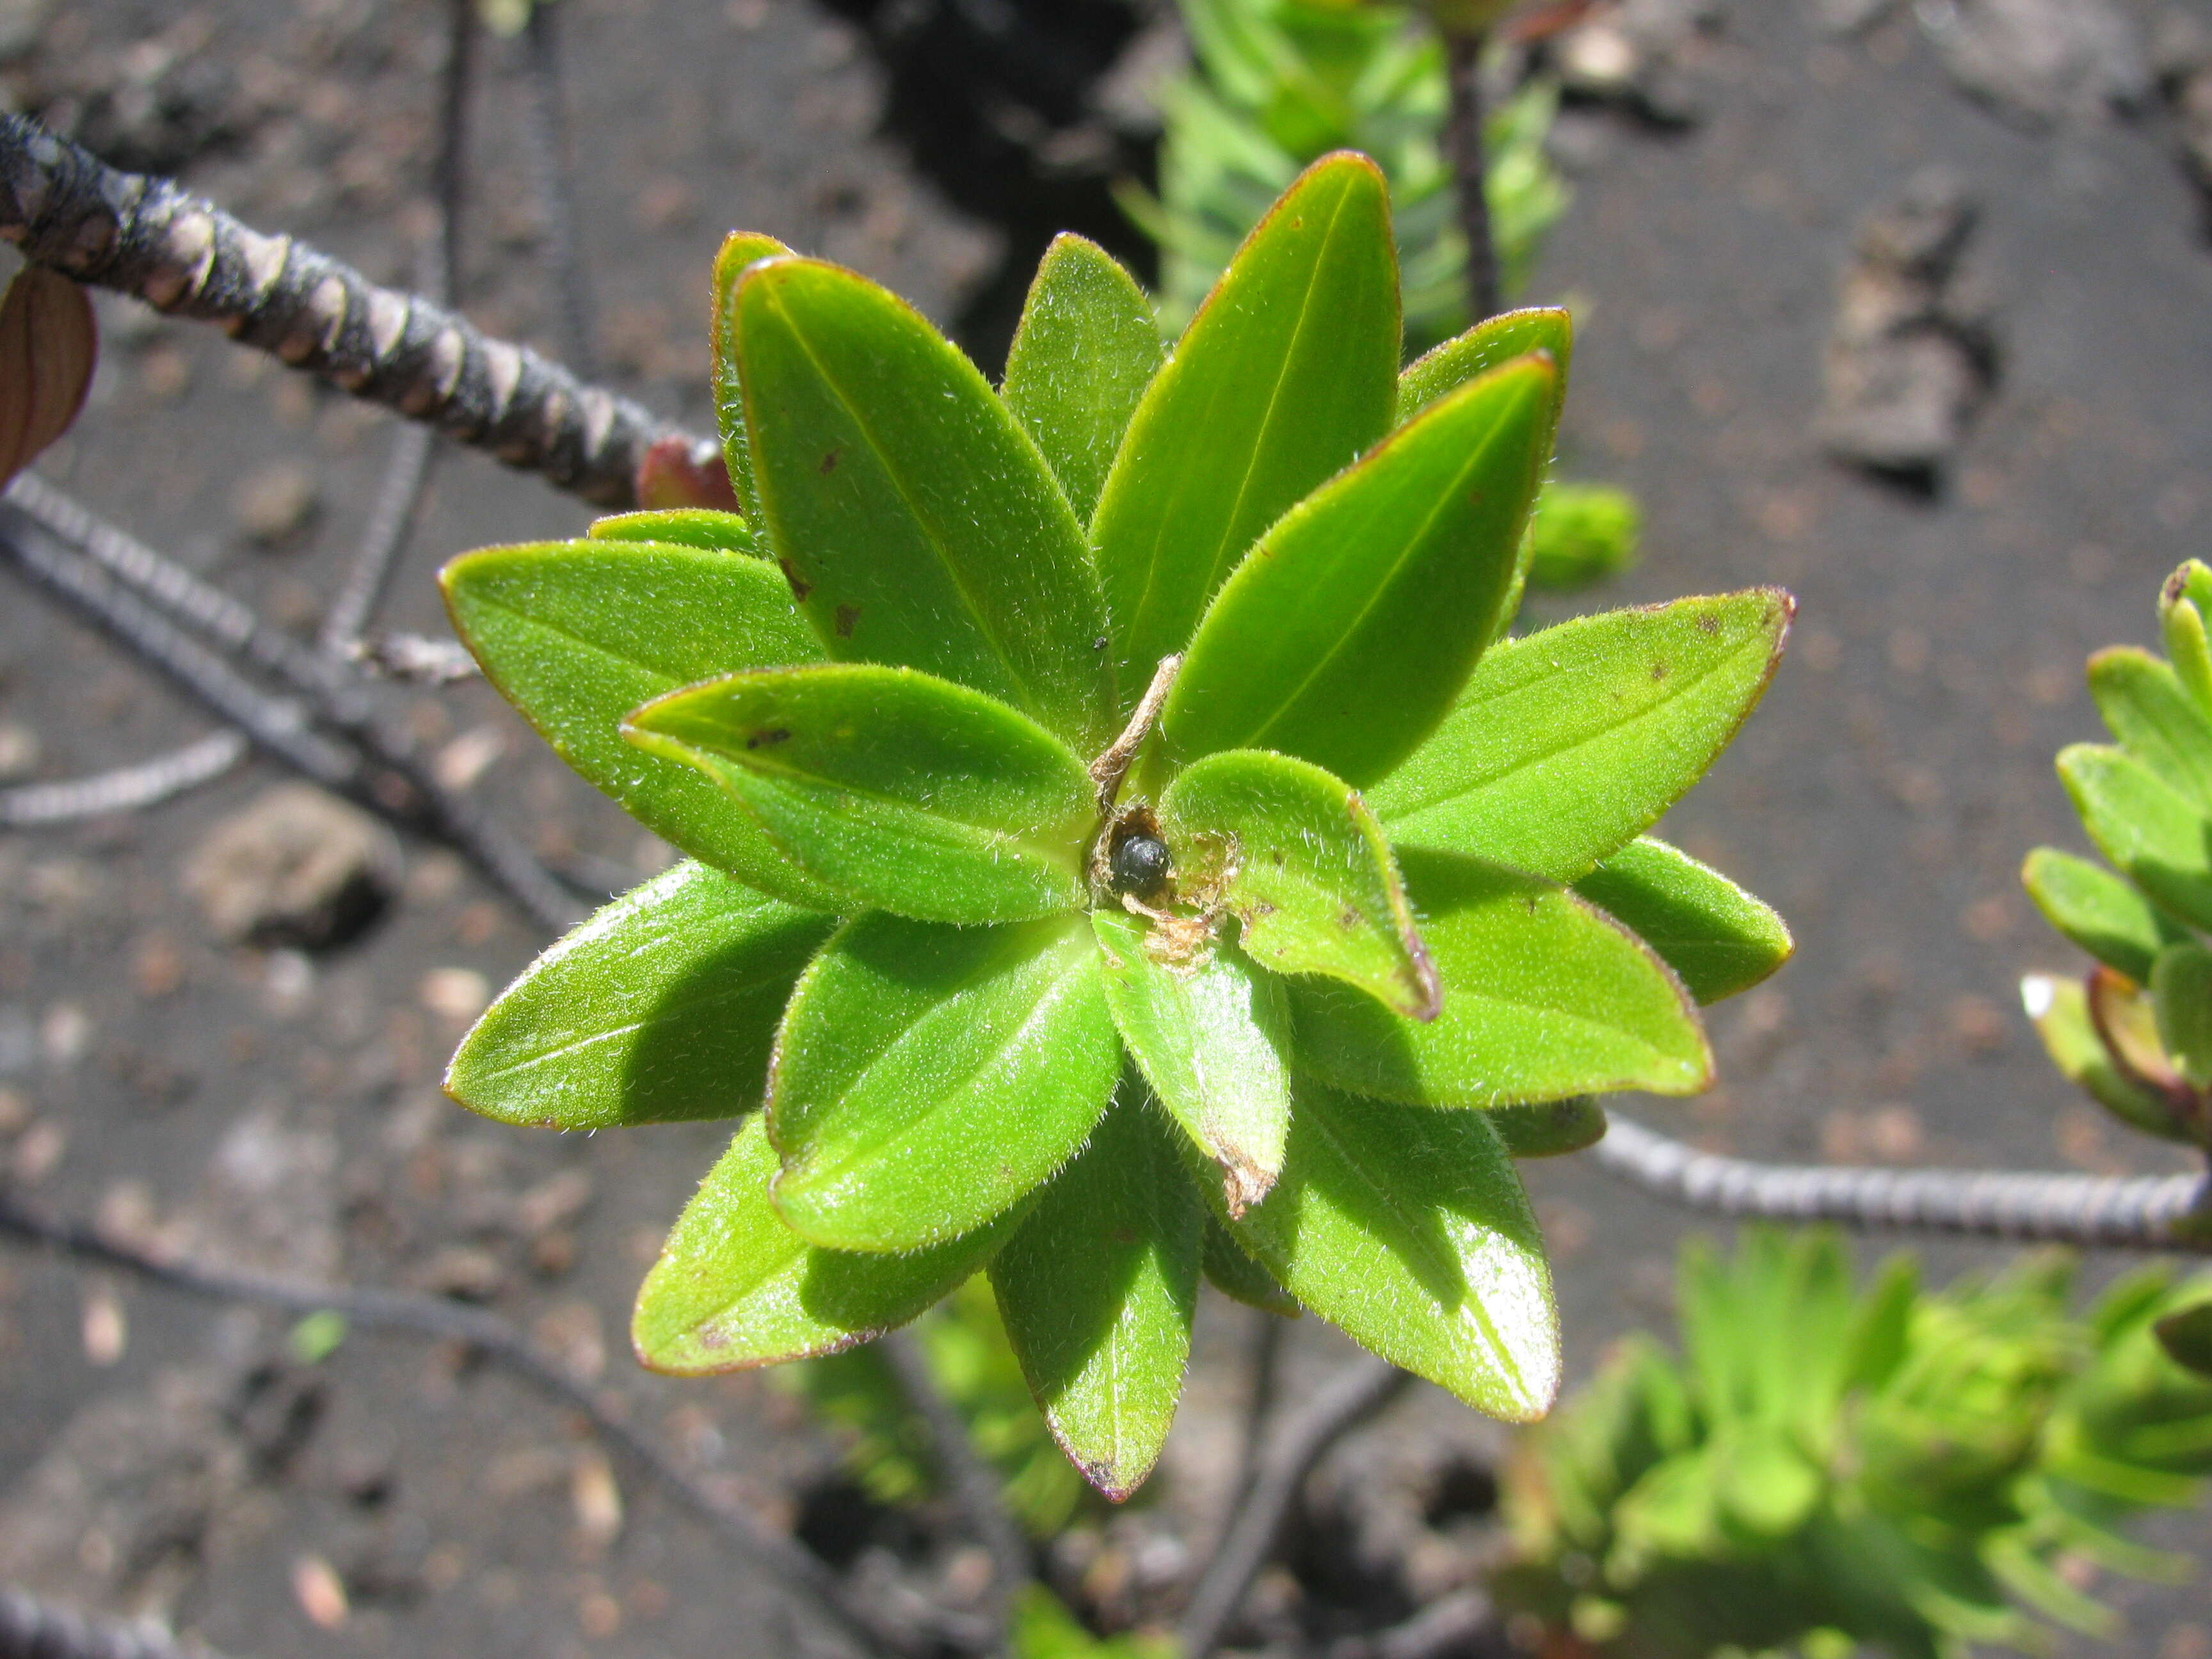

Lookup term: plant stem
[1177,1352,1410,1659]
[0,1186,906,1659]
[1595,1114,2212,1250]
[0,730,246,826]
[520,0,599,380]
[879,1329,1030,1656]
[1441,27,1503,324]
[0,1585,230,1659]
[0,114,705,508]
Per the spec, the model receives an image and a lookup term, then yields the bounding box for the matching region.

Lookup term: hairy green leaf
[1203,1216,1298,1315]
[439,540,840,909]
[2152,943,2212,1091]
[734,257,1114,748]
[627,664,1093,926]
[587,507,758,553]
[1574,837,1793,1005]
[1158,355,1554,788]
[2088,648,2212,814]
[771,915,1120,1252]
[1093,910,1294,1215]
[711,230,794,520]
[990,1094,1203,1498]
[2058,744,2212,933]
[1292,849,1711,1105]
[634,1116,1011,1374]
[1002,234,1165,524]
[1396,305,1571,425]
[1493,1098,1608,1159]
[2022,847,2186,985]
[1224,1080,1559,1419]
[1160,748,1438,1019]
[1091,154,1399,707]
[447,861,831,1129]
[1372,591,1793,881]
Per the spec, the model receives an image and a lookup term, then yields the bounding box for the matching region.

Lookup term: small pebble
[234,460,321,547]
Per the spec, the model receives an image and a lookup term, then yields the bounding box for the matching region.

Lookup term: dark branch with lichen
[0,113,716,508]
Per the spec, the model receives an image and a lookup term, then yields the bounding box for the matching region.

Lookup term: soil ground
[3,0,2212,1654]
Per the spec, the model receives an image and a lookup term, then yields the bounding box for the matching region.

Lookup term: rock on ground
[182,784,401,950]
[1915,0,2150,127]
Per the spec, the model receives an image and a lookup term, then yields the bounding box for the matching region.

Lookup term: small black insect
[1110,832,1172,896]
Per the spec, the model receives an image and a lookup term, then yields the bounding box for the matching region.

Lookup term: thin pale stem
[520,0,598,378]
[1595,1113,2212,1250]
[1089,652,1182,812]
[0,730,246,826]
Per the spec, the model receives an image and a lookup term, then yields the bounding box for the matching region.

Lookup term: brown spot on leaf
[1695,613,1721,634]
[819,448,840,474]
[778,559,812,602]
[1650,659,1669,680]
[1221,1154,1274,1220]
[744,728,792,751]
[834,603,860,637]
[1337,906,1360,931]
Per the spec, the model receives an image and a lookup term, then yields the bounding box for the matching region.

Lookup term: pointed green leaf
[2022,847,2186,984]
[2155,1301,2212,1379]
[2021,974,2190,1145]
[2160,562,2212,717]
[1203,1215,1299,1315]
[1371,591,1793,882]
[1092,910,1294,1215]
[735,257,1113,749]
[711,230,794,520]
[588,507,758,553]
[1291,849,1712,1106]
[1002,234,1165,524]
[626,664,1093,926]
[1158,356,1555,789]
[1492,1098,1608,1158]
[1397,305,1572,425]
[2058,744,2212,932]
[2088,647,2212,813]
[770,915,1120,1251]
[633,1116,1011,1374]
[1223,1079,1559,1419]
[1573,837,1793,1005]
[446,861,831,1129]
[990,1093,1203,1498]
[439,540,841,909]
[1091,154,1399,707]
[2152,943,2212,1091]
[1159,748,1439,1019]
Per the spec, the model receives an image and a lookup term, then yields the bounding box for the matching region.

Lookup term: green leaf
[1202,1216,1299,1315]
[1157,355,1555,789]
[990,1093,1203,1498]
[2021,973,2190,1144]
[1371,591,1793,882]
[2088,647,2212,813]
[770,915,1121,1252]
[2155,1301,2212,1380]
[439,540,841,909]
[633,1116,1010,1374]
[2160,562,2212,717]
[1526,481,1640,592]
[734,256,1114,749]
[1397,305,1571,425]
[1573,837,1793,1005]
[1092,910,1294,1214]
[2151,943,2212,1091]
[1222,1079,1559,1419]
[626,664,1093,926]
[711,230,794,520]
[446,861,832,1129]
[1002,235,1165,524]
[1492,1098,1608,1158]
[587,508,758,554]
[2022,847,2186,984]
[1091,154,1399,708]
[1290,849,1711,1105]
[1159,748,1439,1019]
[2058,744,2212,933]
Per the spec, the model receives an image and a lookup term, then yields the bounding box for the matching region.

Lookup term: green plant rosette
[440,153,1793,1497]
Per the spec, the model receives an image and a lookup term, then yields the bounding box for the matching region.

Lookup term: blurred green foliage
[1526,481,1641,591]
[1495,1228,2212,1658]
